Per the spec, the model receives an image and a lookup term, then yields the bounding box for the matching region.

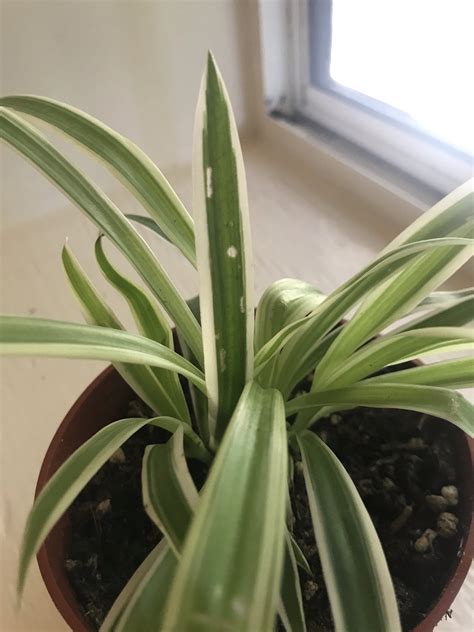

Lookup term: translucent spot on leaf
[206,167,213,198]
[227,246,238,258]
[240,296,245,313]
[219,348,226,372]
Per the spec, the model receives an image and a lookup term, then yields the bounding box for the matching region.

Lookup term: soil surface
[66,386,467,631]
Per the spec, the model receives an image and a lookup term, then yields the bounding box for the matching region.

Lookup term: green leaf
[394,295,474,333]
[256,182,473,385]
[320,327,474,389]
[289,533,313,577]
[18,417,152,596]
[100,541,168,631]
[381,178,473,251]
[0,108,203,362]
[254,237,473,375]
[314,226,473,388]
[94,236,191,422]
[0,95,196,265]
[278,532,307,632]
[193,52,254,445]
[365,357,474,390]
[142,427,199,555]
[176,305,211,447]
[0,316,206,393]
[162,381,288,632]
[297,431,401,632]
[147,417,211,465]
[126,214,171,244]
[255,279,326,389]
[94,236,171,345]
[288,383,474,436]
[414,287,474,311]
[273,326,343,398]
[280,294,473,398]
[255,279,325,352]
[101,539,177,632]
[292,326,473,432]
[316,238,473,388]
[62,243,186,418]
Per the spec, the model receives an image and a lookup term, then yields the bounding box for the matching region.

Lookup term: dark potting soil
[66,389,468,631]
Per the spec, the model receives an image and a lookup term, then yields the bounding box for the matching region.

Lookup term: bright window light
[330,0,474,155]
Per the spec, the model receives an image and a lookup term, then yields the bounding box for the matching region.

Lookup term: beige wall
[1,0,256,227]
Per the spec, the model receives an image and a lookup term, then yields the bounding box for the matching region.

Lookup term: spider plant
[1,53,473,632]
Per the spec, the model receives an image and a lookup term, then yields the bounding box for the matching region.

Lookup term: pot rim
[35,366,474,632]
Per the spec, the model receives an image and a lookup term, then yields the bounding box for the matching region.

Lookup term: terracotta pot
[36,366,473,632]
[36,367,134,632]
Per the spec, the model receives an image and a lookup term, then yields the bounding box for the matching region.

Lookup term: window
[260,0,473,193]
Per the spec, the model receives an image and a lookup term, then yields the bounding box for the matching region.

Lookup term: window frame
[262,0,472,194]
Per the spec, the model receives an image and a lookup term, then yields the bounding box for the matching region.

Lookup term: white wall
[1,0,255,227]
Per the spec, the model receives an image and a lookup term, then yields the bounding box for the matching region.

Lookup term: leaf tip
[61,239,71,260]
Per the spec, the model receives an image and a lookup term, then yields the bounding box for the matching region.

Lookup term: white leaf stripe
[0,316,206,393]
[94,236,191,423]
[0,95,196,265]
[193,52,254,445]
[62,244,184,418]
[162,382,288,632]
[0,108,203,362]
[288,383,474,436]
[297,432,401,632]
[18,417,152,596]
[142,427,199,555]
